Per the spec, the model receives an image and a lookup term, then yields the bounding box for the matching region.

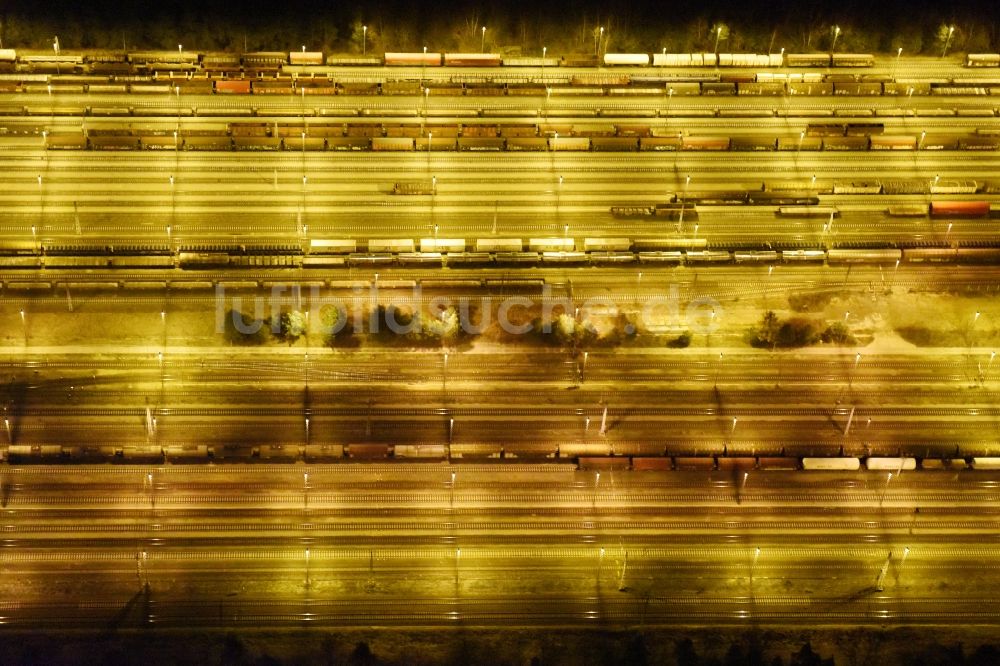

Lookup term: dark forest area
[1,0,999,55]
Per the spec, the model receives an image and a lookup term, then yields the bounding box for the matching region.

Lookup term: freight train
[42,123,1000,154]
[3,238,1000,273]
[4,74,1000,98]
[0,49,879,73]
[0,48,996,85]
[5,440,998,469]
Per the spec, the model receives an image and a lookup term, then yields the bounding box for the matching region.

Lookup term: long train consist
[2,237,999,273]
[0,48,995,81]
[0,48,883,73]
[4,73,1000,98]
[43,124,1000,153]
[5,442,1000,468]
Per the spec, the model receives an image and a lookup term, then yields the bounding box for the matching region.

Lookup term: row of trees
[224,305,652,349]
[1,8,998,54]
[227,306,868,350]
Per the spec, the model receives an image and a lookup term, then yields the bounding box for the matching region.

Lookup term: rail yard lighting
[481,26,486,53]
[943,25,955,57]
[714,26,723,54]
[178,44,182,54]
[750,547,761,586]
[831,26,841,52]
[894,47,903,78]
[363,25,367,56]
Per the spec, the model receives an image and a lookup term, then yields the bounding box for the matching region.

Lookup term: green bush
[223,309,267,345]
[749,311,841,348]
[821,321,856,345]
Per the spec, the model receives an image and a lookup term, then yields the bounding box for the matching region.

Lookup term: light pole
[443,351,448,393]
[831,26,841,53]
[875,551,891,592]
[177,44,182,54]
[363,25,367,56]
[894,47,903,79]
[677,174,690,230]
[714,26,723,54]
[305,548,311,589]
[893,546,911,589]
[942,25,955,57]
[481,26,486,53]
[879,472,893,508]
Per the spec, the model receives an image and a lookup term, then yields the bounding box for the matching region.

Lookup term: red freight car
[215,79,252,94]
[929,201,990,217]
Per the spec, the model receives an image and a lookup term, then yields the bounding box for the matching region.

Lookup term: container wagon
[385,52,442,67]
[802,457,860,470]
[443,53,502,67]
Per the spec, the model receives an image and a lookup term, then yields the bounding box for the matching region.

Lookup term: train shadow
[101,584,150,636]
